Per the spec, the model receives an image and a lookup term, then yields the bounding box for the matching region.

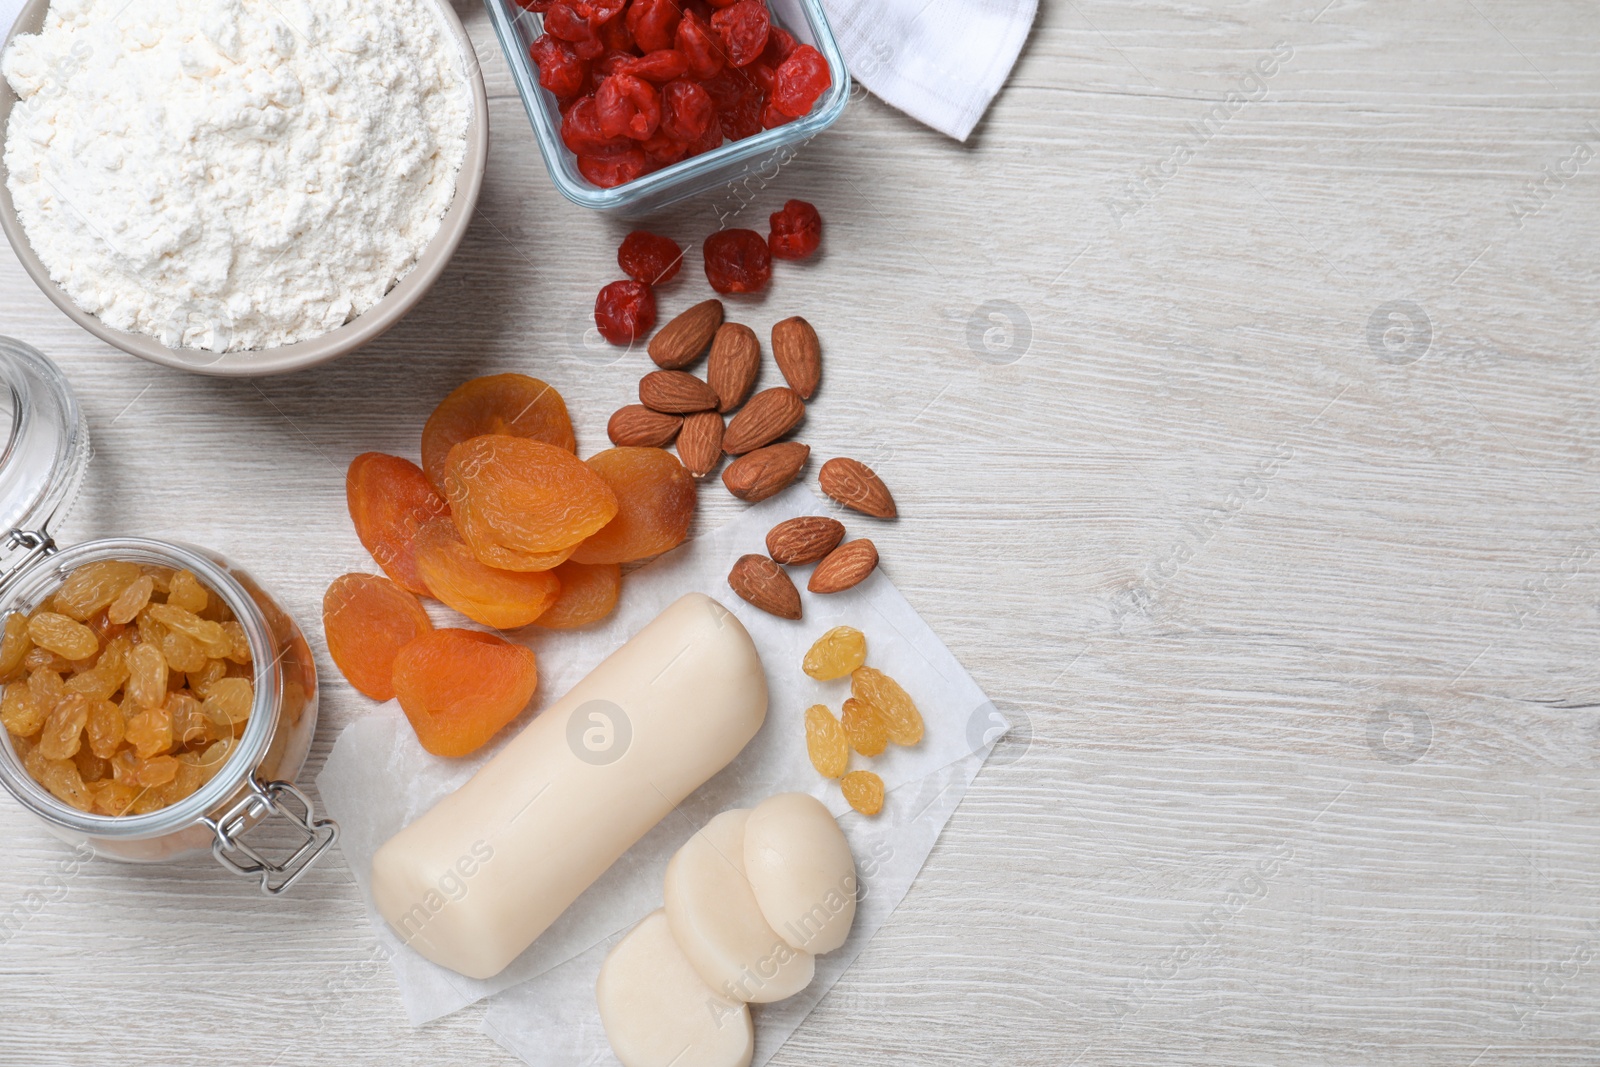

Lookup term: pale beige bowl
[0,0,488,376]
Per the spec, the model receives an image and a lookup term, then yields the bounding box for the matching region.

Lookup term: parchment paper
[315,483,1006,1029]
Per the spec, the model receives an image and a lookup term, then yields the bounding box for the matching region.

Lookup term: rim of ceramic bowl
[0,0,489,378]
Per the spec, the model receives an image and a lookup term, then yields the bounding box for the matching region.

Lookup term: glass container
[0,337,336,893]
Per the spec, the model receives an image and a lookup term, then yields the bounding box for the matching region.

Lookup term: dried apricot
[802,625,866,680]
[323,573,434,701]
[421,375,577,493]
[346,453,451,595]
[531,561,622,629]
[443,435,619,560]
[851,666,923,746]
[569,447,696,564]
[841,770,884,816]
[804,703,849,778]
[414,518,562,629]
[840,696,887,757]
[391,629,539,757]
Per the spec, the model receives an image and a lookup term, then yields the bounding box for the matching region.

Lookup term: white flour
[2,0,470,352]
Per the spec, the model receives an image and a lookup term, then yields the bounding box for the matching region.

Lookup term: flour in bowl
[2,0,471,352]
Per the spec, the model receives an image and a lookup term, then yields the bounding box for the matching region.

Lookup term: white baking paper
[316,482,1005,1030]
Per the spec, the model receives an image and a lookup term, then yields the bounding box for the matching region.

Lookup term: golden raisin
[802,626,867,681]
[27,612,99,660]
[851,666,924,746]
[167,570,210,614]
[1,684,45,738]
[91,779,140,816]
[841,770,884,816]
[841,697,888,757]
[35,756,93,811]
[221,621,252,664]
[0,612,32,680]
[73,746,109,784]
[126,643,167,709]
[106,574,155,625]
[136,755,180,789]
[52,561,141,621]
[37,693,89,759]
[85,698,125,758]
[804,704,849,778]
[146,603,231,658]
[202,678,253,727]
[125,701,174,759]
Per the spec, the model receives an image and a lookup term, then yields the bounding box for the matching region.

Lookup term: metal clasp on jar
[202,777,339,895]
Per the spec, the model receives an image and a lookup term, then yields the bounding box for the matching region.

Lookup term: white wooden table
[4,0,1600,1062]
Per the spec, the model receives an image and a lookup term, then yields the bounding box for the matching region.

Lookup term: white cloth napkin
[821,0,1037,141]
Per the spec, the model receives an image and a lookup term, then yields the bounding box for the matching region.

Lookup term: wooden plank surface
[3,0,1599,1062]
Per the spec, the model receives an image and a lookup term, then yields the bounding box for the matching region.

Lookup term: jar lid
[0,336,89,539]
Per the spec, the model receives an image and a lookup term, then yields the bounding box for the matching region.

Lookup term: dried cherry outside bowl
[0,338,335,892]
[486,0,850,214]
[0,0,488,377]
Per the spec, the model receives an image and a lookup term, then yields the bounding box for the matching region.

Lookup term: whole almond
[722,386,805,455]
[648,298,724,369]
[771,316,821,399]
[728,554,802,620]
[639,370,718,414]
[707,323,760,412]
[765,515,845,565]
[809,538,878,594]
[818,457,896,518]
[608,404,683,447]
[722,441,810,503]
[677,411,724,477]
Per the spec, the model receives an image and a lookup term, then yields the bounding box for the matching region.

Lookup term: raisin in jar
[0,337,336,893]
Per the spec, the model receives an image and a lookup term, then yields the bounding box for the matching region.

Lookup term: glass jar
[0,336,337,893]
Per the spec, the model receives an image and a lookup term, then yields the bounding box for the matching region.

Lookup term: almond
[608,404,683,447]
[722,386,805,455]
[648,298,723,369]
[639,370,718,414]
[765,515,845,565]
[808,538,878,594]
[722,441,809,503]
[677,411,724,478]
[771,316,821,399]
[727,553,801,619]
[707,322,760,412]
[818,457,896,519]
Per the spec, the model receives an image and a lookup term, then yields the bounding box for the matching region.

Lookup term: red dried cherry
[773,44,829,117]
[626,0,682,53]
[642,131,692,166]
[530,33,589,99]
[575,0,624,22]
[515,0,553,11]
[760,99,788,129]
[596,73,661,140]
[761,26,797,66]
[703,229,771,293]
[599,10,635,51]
[686,112,724,156]
[660,79,715,141]
[618,231,683,284]
[768,199,821,260]
[674,9,725,80]
[594,280,658,343]
[578,147,649,187]
[562,95,629,154]
[622,48,689,83]
[710,0,770,67]
[545,3,605,58]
